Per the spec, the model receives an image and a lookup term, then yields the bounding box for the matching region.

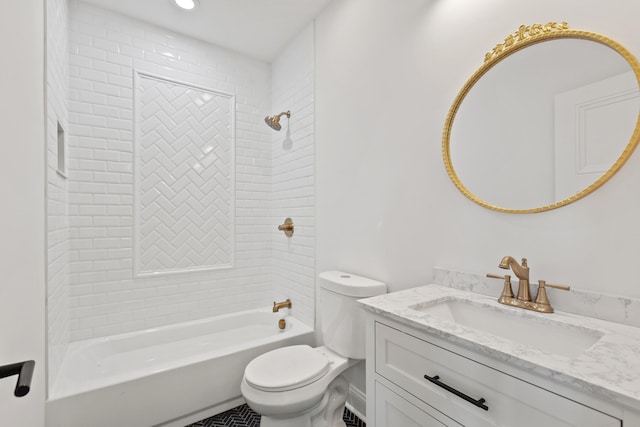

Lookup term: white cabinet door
[375,382,457,427]
[0,0,46,426]
[375,323,621,427]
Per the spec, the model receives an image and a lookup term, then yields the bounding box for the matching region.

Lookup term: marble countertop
[359,284,640,410]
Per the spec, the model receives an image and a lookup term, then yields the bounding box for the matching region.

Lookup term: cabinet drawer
[375,381,456,427]
[375,322,620,427]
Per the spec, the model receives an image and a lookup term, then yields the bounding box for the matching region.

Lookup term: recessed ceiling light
[172,0,199,11]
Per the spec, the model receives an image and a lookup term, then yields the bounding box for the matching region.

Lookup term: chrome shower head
[264,110,291,131]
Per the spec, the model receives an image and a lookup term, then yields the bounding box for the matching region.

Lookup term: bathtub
[46,308,314,427]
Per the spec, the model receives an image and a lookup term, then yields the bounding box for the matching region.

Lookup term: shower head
[264,111,291,131]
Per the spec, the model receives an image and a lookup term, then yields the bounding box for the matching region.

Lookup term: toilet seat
[244,345,330,392]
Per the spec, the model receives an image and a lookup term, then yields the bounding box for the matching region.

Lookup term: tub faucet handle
[277,218,294,237]
[273,299,292,313]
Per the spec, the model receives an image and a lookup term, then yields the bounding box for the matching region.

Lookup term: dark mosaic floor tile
[343,407,366,427]
[186,404,365,427]
[187,404,261,427]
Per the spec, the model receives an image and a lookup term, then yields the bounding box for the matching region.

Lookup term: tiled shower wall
[66,1,277,341]
[270,26,316,328]
[47,0,70,387]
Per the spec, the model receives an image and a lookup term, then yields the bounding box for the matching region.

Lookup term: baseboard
[346,384,367,423]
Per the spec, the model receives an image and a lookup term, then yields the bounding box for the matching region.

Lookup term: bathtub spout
[273,299,292,312]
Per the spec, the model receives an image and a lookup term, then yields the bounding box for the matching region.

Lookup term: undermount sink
[409,297,604,358]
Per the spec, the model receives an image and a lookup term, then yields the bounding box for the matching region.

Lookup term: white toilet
[241,271,386,427]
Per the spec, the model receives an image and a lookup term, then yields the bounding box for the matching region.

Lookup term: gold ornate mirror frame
[442,22,640,213]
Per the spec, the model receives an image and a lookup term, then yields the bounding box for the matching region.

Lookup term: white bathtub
[46,308,314,427]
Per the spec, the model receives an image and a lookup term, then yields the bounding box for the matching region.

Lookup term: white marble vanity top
[359,284,640,409]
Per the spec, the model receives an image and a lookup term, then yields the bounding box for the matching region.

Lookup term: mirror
[442,23,640,213]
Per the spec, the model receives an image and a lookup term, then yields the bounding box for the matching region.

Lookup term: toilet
[240,271,386,427]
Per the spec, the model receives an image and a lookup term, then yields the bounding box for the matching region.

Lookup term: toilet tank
[319,271,386,359]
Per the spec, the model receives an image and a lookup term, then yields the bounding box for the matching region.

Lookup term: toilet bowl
[241,345,356,427]
[241,271,386,427]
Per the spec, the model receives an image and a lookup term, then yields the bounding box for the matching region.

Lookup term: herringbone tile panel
[135,75,234,275]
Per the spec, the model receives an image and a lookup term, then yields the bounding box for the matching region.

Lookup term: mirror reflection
[446,34,640,212]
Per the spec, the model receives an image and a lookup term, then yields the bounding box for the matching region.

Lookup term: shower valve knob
[278,218,294,237]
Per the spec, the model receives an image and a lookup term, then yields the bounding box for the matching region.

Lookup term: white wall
[270,24,316,328]
[316,0,640,299]
[0,0,46,424]
[315,0,640,415]
[46,0,70,391]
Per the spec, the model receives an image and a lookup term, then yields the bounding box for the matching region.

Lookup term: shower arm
[264,110,291,131]
[271,111,290,124]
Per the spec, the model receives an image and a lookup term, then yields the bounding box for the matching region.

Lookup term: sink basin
[409,297,603,358]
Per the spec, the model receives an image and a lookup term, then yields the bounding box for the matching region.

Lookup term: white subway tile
[77,159,107,171]
[77,227,107,239]
[92,37,120,54]
[76,90,108,105]
[93,216,121,227]
[93,171,122,183]
[107,51,133,67]
[92,127,120,140]
[107,74,132,89]
[106,117,131,131]
[77,44,107,61]
[106,30,132,46]
[93,59,121,76]
[120,44,145,60]
[92,82,121,96]
[64,2,314,340]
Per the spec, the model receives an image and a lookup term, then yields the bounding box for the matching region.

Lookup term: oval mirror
[443,23,640,213]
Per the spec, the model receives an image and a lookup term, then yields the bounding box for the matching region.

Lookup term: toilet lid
[244,345,330,392]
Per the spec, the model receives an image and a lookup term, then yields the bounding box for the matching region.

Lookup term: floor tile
[186,404,365,427]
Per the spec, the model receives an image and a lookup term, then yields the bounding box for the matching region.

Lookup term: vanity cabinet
[365,315,630,427]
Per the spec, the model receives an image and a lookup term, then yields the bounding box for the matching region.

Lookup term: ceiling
[83,0,333,62]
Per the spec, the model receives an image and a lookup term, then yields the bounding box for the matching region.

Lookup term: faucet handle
[487,273,514,303]
[544,282,570,291]
[534,280,570,312]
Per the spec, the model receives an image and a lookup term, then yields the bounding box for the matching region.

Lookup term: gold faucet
[273,299,292,312]
[488,257,570,313]
[499,256,531,302]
